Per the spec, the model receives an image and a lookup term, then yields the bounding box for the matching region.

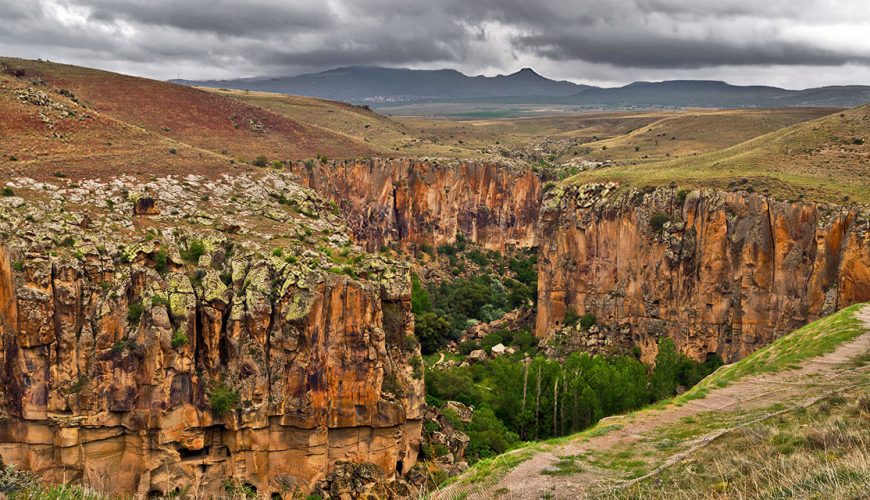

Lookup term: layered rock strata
[536,183,870,362]
[0,173,424,497]
[289,158,541,253]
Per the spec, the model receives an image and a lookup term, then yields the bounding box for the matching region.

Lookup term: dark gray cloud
[0,0,868,87]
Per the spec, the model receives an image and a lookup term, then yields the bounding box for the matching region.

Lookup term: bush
[209,383,240,416]
[458,339,480,355]
[171,329,189,350]
[579,313,597,330]
[253,155,269,167]
[415,312,455,355]
[127,301,144,324]
[181,239,206,264]
[675,189,688,205]
[153,249,169,274]
[2,186,14,197]
[649,212,671,232]
[651,338,679,400]
[563,309,580,327]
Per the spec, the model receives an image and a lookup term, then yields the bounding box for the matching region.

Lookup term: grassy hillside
[576,108,836,164]
[569,104,870,204]
[0,57,372,180]
[438,304,870,499]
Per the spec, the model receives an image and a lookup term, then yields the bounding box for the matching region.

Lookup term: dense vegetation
[426,338,721,463]
[412,246,537,355]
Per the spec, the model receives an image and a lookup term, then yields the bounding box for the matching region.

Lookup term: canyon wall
[0,174,424,498]
[536,183,870,362]
[289,159,541,253]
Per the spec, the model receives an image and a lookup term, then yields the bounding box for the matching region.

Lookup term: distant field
[569,105,870,204]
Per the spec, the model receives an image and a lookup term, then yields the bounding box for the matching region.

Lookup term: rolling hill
[0,56,373,180]
[569,104,870,204]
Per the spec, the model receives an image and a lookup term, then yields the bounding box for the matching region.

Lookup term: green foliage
[2,186,15,196]
[675,188,689,205]
[415,312,456,355]
[465,407,519,462]
[12,260,24,272]
[127,301,144,324]
[467,249,489,266]
[153,249,169,274]
[458,339,480,355]
[181,239,206,264]
[209,383,240,416]
[651,337,679,400]
[580,313,597,329]
[253,155,269,167]
[171,329,189,350]
[563,309,580,326]
[272,160,284,169]
[410,356,423,379]
[151,294,169,308]
[649,212,671,232]
[411,273,431,315]
[272,247,283,257]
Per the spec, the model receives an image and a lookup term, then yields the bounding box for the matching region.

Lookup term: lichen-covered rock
[0,172,424,498]
[536,184,870,362]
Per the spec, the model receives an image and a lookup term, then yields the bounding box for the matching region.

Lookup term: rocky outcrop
[536,183,870,363]
[0,173,425,498]
[289,158,541,253]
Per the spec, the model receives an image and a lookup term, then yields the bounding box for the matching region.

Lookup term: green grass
[678,303,867,403]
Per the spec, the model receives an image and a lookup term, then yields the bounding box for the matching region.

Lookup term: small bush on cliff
[650,211,671,232]
[153,249,169,274]
[579,313,597,330]
[127,301,144,324]
[253,155,269,167]
[171,328,189,350]
[651,338,679,400]
[12,260,24,272]
[2,186,14,197]
[181,239,206,264]
[209,383,240,416]
[676,189,689,205]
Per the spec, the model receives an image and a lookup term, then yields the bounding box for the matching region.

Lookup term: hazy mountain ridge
[173,67,870,108]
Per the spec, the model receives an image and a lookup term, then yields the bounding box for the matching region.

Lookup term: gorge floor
[437,304,870,499]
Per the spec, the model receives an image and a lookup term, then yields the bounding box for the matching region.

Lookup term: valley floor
[437,305,870,499]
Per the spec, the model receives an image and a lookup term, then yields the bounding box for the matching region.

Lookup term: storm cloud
[1,0,869,87]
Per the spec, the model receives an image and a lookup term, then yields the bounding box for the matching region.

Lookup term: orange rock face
[535,184,870,362]
[290,159,541,252]
[0,242,423,497]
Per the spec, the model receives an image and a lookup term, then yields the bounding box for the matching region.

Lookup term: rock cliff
[536,183,870,362]
[0,173,424,497]
[289,159,541,253]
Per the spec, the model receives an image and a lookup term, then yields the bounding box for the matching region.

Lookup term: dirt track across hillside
[436,305,870,499]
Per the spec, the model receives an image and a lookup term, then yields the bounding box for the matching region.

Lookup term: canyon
[296,159,870,363]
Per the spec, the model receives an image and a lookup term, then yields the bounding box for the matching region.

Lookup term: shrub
[675,189,688,205]
[651,338,679,400]
[127,301,144,324]
[181,239,206,264]
[563,309,580,327]
[410,356,423,379]
[649,211,671,232]
[168,148,177,155]
[272,247,283,257]
[2,186,14,197]
[209,383,240,416]
[12,260,24,272]
[151,294,169,308]
[272,160,283,169]
[171,329,189,350]
[153,249,169,274]
[253,155,269,167]
[415,312,456,355]
[458,339,480,355]
[579,313,597,330]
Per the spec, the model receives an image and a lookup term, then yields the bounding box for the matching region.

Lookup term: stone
[490,343,507,355]
[467,349,487,362]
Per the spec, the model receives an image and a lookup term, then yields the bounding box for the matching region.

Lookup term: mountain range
[173,66,870,109]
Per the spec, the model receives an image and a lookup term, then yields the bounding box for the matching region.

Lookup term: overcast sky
[1,0,869,88]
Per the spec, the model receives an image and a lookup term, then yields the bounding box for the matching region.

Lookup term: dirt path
[434,352,446,367]
[436,305,870,500]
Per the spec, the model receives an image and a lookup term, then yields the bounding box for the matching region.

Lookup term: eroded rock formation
[0,173,424,498]
[536,183,870,362]
[289,158,541,253]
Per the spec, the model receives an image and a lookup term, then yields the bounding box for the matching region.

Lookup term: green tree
[651,337,679,400]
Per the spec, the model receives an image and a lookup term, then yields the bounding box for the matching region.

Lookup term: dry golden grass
[570,105,870,204]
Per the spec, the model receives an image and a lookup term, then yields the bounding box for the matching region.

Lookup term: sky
[1,0,869,89]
